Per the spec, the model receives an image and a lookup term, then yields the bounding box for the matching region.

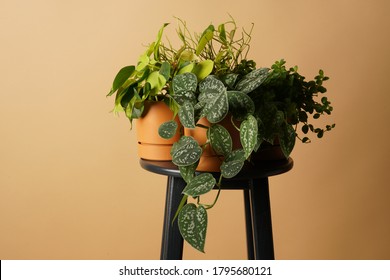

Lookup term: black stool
[140,158,293,260]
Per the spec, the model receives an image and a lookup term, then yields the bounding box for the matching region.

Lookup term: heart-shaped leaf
[178,102,195,129]
[279,123,296,158]
[182,173,216,197]
[221,159,245,178]
[225,148,246,162]
[178,203,207,252]
[199,75,225,95]
[240,115,258,158]
[171,136,202,166]
[235,68,269,94]
[172,72,198,94]
[159,61,171,81]
[208,124,232,156]
[147,71,167,94]
[158,120,178,139]
[221,73,239,89]
[172,90,197,106]
[108,65,135,96]
[198,77,229,123]
[227,91,255,121]
[179,161,199,184]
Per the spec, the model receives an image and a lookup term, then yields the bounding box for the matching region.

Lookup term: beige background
[1,0,389,259]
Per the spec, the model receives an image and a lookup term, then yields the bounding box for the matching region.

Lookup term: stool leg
[249,178,275,260]
[160,176,186,260]
[243,189,255,260]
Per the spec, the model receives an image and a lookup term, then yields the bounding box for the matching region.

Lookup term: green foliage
[107,17,335,254]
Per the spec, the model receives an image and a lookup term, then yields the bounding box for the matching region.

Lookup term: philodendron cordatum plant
[108,17,335,253]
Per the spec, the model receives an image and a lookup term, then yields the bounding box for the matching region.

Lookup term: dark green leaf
[179,162,199,184]
[240,115,258,158]
[178,204,207,253]
[108,65,135,96]
[302,124,309,134]
[172,72,198,94]
[227,91,255,121]
[225,149,246,162]
[179,102,195,128]
[198,75,225,95]
[182,173,216,197]
[221,159,244,178]
[279,124,296,158]
[158,120,178,139]
[204,91,228,123]
[221,73,239,89]
[208,124,232,156]
[171,136,202,166]
[172,91,197,106]
[235,68,269,94]
[159,61,171,80]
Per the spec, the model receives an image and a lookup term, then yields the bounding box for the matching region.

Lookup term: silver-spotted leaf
[178,203,207,252]
[208,124,232,156]
[203,91,228,123]
[178,102,195,128]
[221,73,239,89]
[235,68,269,94]
[198,75,225,94]
[221,159,244,178]
[172,90,197,106]
[240,115,258,158]
[171,136,202,166]
[225,148,246,162]
[227,91,255,121]
[182,173,216,197]
[172,72,198,94]
[158,120,178,139]
[279,123,296,158]
[179,161,199,183]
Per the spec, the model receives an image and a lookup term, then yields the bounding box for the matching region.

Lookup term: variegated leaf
[158,120,178,139]
[171,136,202,166]
[203,90,228,123]
[178,204,207,253]
[227,91,255,121]
[235,68,269,94]
[172,90,197,106]
[221,159,245,178]
[240,115,258,158]
[179,102,195,128]
[198,75,225,95]
[172,72,198,94]
[221,73,239,89]
[182,173,216,197]
[225,148,246,162]
[279,123,296,158]
[179,161,199,183]
[208,124,232,156]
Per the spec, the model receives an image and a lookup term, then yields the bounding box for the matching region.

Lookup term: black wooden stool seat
[140,158,293,260]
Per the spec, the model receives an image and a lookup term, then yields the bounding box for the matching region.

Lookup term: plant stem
[202,174,223,210]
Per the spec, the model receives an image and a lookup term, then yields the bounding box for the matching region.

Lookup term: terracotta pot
[135,101,181,161]
[185,115,241,172]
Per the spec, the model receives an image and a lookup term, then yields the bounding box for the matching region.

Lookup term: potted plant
[107,17,335,253]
